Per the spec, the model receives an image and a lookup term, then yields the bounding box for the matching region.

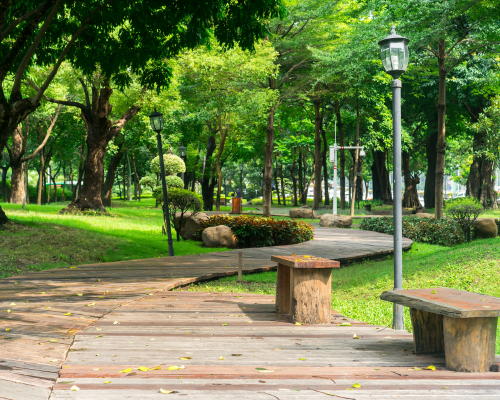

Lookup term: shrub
[193,215,313,248]
[445,197,483,242]
[150,154,186,175]
[360,216,463,247]
[495,219,500,236]
[156,188,203,241]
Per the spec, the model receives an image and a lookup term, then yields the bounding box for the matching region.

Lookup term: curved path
[1,228,418,399]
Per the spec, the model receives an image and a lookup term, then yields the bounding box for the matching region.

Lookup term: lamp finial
[391,23,396,35]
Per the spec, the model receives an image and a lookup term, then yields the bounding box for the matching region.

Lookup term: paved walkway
[5,228,497,398]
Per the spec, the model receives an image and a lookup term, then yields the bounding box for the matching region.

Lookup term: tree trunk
[290,148,298,206]
[73,143,85,201]
[62,85,142,212]
[132,155,141,201]
[350,99,360,216]
[321,124,329,206]
[467,154,498,209]
[0,205,7,224]
[435,39,447,219]
[202,134,216,211]
[402,150,421,208]
[313,98,322,209]
[274,159,281,205]
[1,166,9,202]
[298,148,303,204]
[263,106,276,216]
[280,159,286,206]
[9,126,25,204]
[372,150,392,204]
[101,150,124,207]
[215,114,229,212]
[335,102,346,209]
[301,150,308,205]
[37,151,45,206]
[424,127,437,209]
[62,164,66,202]
[126,153,132,201]
[122,157,127,201]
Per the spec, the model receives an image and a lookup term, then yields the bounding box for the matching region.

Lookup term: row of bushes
[194,215,314,248]
[360,217,464,247]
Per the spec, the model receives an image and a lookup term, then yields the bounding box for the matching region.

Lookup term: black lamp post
[179,144,187,183]
[149,108,175,257]
[378,24,410,330]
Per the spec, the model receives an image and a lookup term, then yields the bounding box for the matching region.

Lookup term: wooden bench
[271,255,340,325]
[381,287,500,372]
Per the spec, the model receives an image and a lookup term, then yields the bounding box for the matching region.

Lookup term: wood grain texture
[410,308,444,354]
[443,316,498,372]
[271,255,340,269]
[275,264,290,314]
[381,288,500,318]
[290,268,332,324]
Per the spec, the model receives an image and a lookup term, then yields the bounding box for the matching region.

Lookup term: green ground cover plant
[360,216,463,246]
[0,199,227,278]
[177,238,500,353]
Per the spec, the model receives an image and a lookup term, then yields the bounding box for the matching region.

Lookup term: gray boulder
[473,218,498,239]
[412,213,435,218]
[289,208,317,219]
[202,225,238,249]
[174,211,209,240]
[319,214,352,228]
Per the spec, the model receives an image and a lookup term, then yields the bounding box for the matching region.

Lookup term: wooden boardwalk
[5,227,498,398]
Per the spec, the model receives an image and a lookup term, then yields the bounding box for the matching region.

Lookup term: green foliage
[360,217,464,247]
[445,197,483,242]
[194,215,313,248]
[150,154,186,175]
[139,176,157,191]
[159,189,204,241]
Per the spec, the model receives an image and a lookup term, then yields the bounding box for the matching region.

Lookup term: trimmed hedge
[194,215,314,248]
[360,216,464,247]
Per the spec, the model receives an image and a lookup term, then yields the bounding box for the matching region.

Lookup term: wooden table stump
[271,255,340,325]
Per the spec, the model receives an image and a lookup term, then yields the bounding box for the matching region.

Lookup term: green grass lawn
[0,199,228,278]
[177,238,500,353]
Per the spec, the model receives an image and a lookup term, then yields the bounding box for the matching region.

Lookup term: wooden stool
[271,255,340,325]
[381,288,500,372]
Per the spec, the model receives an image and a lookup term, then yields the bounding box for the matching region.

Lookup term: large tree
[0,0,286,219]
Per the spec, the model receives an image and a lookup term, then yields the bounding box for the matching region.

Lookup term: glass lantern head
[149,108,164,132]
[359,149,366,158]
[179,144,187,157]
[378,24,410,79]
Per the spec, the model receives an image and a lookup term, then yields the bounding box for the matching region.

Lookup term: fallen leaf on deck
[76,294,83,296]
[50,359,58,362]
[150,366,161,370]
[431,290,437,294]
[49,339,58,342]
[338,323,351,326]
[167,365,185,370]
[231,354,241,357]
[113,321,120,324]
[294,322,302,325]
[272,348,282,350]
[7,309,11,313]
[5,329,9,332]
[426,365,436,370]
[219,356,225,360]
[119,368,132,373]
[92,368,101,370]
[353,334,359,339]
[352,383,361,388]
[86,303,96,306]
[63,313,71,316]
[104,381,111,384]
[138,366,149,371]
[299,358,306,361]
[408,367,423,371]
[222,323,228,326]
[159,389,177,394]
[9,303,15,306]
[179,357,192,360]
[70,385,80,391]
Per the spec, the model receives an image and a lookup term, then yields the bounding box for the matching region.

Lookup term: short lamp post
[179,144,187,183]
[378,24,410,330]
[149,108,175,257]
